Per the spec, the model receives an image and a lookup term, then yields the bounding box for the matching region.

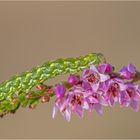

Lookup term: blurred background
[0,1,140,139]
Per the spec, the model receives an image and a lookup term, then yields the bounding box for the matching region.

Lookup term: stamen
[86,73,100,83]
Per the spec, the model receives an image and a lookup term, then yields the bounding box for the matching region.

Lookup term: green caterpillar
[0,53,104,116]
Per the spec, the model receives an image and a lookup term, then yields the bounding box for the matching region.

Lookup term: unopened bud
[29,104,37,109]
[25,92,33,99]
[46,88,54,94]
[36,83,47,90]
[41,95,50,103]
[54,84,66,98]
[68,74,79,85]
[12,97,18,104]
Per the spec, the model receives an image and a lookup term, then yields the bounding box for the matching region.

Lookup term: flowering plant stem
[0,53,104,117]
[1,53,140,120]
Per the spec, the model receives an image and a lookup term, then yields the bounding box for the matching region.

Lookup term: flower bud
[54,84,66,98]
[41,95,50,103]
[25,92,33,99]
[46,88,54,94]
[29,104,37,109]
[12,97,18,104]
[98,63,113,74]
[36,83,47,90]
[68,74,79,85]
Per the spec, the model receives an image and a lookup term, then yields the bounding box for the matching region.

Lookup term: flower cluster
[52,63,140,122]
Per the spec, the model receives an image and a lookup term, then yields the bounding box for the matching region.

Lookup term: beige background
[0,1,140,139]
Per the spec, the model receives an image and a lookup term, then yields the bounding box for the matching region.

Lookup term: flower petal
[91,83,99,92]
[128,64,136,73]
[54,84,66,98]
[100,74,110,82]
[100,96,108,106]
[98,63,113,74]
[83,101,89,110]
[109,96,116,106]
[88,96,99,104]
[94,103,103,115]
[82,69,90,77]
[90,65,98,72]
[75,106,84,118]
[133,92,140,101]
[63,109,71,122]
[82,81,92,91]
[52,105,58,118]
[130,100,139,112]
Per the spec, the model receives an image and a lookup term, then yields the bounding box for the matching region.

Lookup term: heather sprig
[0,53,104,117]
[0,53,140,121]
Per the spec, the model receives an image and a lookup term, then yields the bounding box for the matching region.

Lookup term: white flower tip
[90,65,98,72]
[52,105,58,118]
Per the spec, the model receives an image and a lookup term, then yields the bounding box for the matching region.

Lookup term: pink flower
[85,92,104,115]
[119,64,136,80]
[100,78,124,106]
[119,83,140,111]
[66,89,85,118]
[53,84,72,121]
[52,97,71,122]
[52,86,88,121]
[82,65,110,92]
